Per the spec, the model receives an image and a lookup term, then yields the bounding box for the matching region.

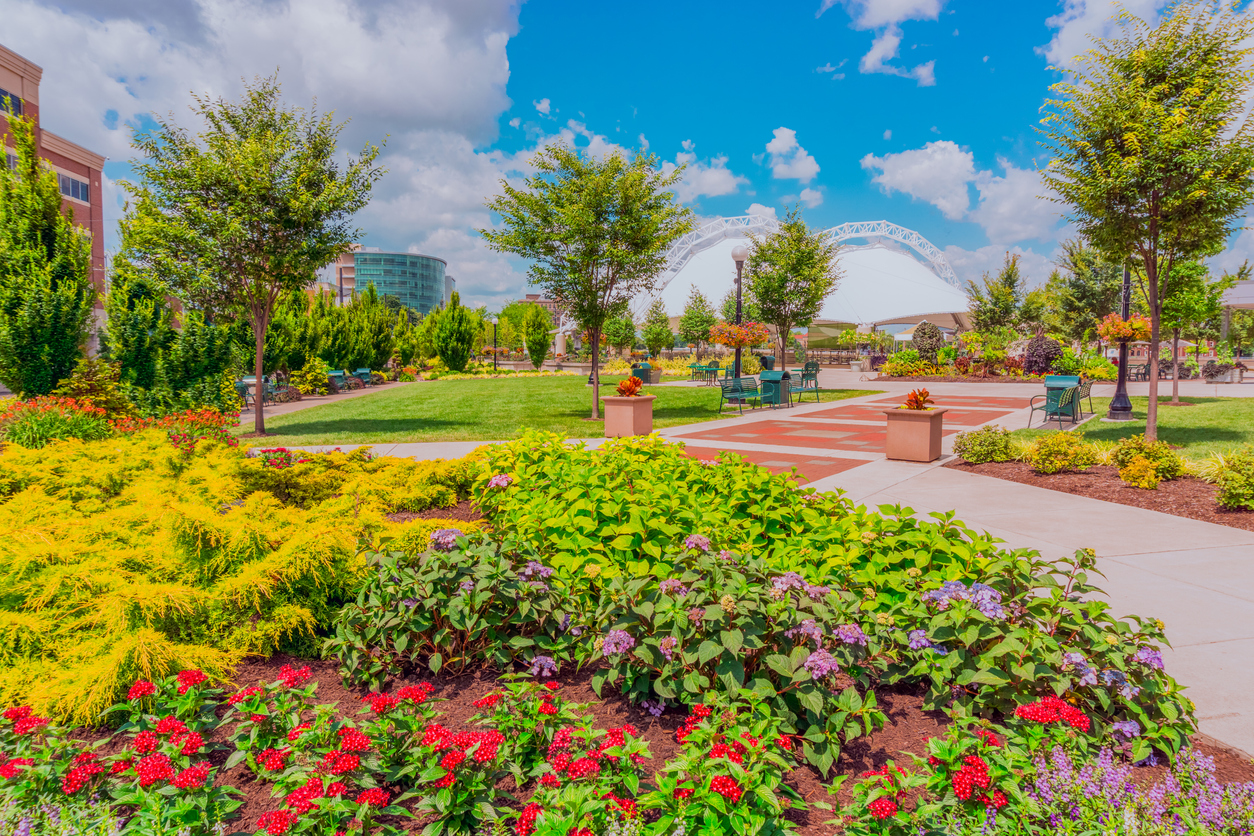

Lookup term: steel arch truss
[655,215,959,292]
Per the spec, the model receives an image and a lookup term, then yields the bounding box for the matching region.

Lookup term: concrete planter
[883,408,948,462]
[602,395,656,438]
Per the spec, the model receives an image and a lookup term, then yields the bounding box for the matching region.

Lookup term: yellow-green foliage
[384,518,484,557]
[1119,455,1162,489]
[1026,432,1097,475]
[0,430,478,722]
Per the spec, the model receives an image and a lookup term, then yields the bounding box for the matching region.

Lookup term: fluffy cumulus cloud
[746,203,778,219]
[861,141,975,220]
[764,128,820,184]
[533,97,551,115]
[819,0,940,85]
[1,0,563,308]
[1040,0,1167,70]
[660,143,750,205]
[944,244,1057,289]
[799,187,823,208]
[968,161,1062,243]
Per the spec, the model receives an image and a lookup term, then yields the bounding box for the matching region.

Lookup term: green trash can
[759,355,776,371]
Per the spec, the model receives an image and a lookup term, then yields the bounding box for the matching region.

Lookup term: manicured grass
[244,375,874,447]
[1011,395,1254,458]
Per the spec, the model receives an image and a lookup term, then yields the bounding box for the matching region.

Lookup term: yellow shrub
[381,517,484,557]
[1120,455,1161,490]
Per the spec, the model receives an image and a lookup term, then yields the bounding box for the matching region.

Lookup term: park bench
[718,376,761,415]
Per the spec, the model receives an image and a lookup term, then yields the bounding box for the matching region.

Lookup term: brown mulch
[387,500,485,524]
[69,653,1251,836]
[944,461,1254,533]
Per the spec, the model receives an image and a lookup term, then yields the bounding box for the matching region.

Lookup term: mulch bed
[76,653,1254,836]
[387,500,485,524]
[944,461,1254,533]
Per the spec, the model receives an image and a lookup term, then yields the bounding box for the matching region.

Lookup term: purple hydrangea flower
[804,583,831,599]
[908,629,931,650]
[458,581,474,594]
[402,598,419,609]
[521,561,554,580]
[969,583,1006,619]
[930,644,950,656]
[659,636,678,661]
[1134,647,1165,671]
[487,474,513,489]
[834,623,869,647]
[785,619,824,646]
[528,655,557,677]
[771,573,806,592]
[685,534,711,552]
[1063,652,1099,687]
[687,607,706,624]
[641,698,667,717]
[803,649,840,679]
[430,528,463,552]
[659,579,689,597]
[717,549,738,565]
[1112,720,1141,739]
[603,630,635,655]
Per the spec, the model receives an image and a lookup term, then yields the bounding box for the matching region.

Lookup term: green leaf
[721,629,744,654]
[698,640,722,665]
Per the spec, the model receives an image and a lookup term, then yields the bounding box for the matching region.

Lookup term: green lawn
[244,376,874,447]
[1012,395,1254,458]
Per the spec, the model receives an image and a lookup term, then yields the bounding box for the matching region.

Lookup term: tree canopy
[481,142,694,418]
[965,253,1046,332]
[677,287,717,352]
[641,297,674,357]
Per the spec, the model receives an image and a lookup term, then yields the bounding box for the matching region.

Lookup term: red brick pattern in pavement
[678,419,959,453]
[803,403,1017,426]
[678,446,869,482]
[869,395,1031,410]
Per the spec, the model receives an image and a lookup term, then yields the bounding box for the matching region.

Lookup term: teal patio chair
[1028,385,1080,429]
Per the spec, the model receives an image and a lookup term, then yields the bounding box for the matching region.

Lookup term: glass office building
[352,250,451,315]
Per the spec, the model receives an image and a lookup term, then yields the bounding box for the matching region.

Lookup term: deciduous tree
[1040,1,1254,439]
[483,143,694,418]
[523,303,553,369]
[678,287,717,357]
[641,297,674,357]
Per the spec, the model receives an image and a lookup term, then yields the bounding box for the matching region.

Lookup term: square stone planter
[602,395,656,438]
[883,408,948,462]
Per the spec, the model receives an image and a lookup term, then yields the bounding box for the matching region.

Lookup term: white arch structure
[656,215,960,292]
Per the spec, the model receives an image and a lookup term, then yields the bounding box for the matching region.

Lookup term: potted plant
[601,376,656,438]
[883,388,948,462]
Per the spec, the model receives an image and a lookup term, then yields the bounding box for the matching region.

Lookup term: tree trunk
[253,312,268,435]
[1146,263,1160,442]
[1171,329,1180,404]
[590,326,601,420]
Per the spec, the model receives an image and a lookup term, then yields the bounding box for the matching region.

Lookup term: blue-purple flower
[487,474,513,489]
[1112,720,1141,739]
[803,649,840,679]
[659,636,678,661]
[908,629,931,650]
[430,529,462,552]
[528,655,557,677]
[603,630,635,655]
[804,583,831,599]
[785,619,824,646]
[659,579,689,597]
[685,534,711,552]
[834,623,869,647]
[921,580,1005,619]
[521,561,554,580]
[458,580,474,594]
[1134,647,1164,671]
[1062,651,1099,687]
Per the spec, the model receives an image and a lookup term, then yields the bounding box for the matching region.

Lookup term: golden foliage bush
[0,430,478,722]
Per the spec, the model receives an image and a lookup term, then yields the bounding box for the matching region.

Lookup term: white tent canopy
[1224,281,1254,309]
[635,216,970,331]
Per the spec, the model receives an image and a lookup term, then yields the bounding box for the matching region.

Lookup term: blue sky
[5,0,1251,307]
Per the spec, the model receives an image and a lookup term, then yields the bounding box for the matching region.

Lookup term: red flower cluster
[258,748,290,772]
[420,725,505,787]
[672,785,695,800]
[285,776,347,814]
[156,715,187,736]
[601,791,637,818]
[228,685,265,707]
[544,723,638,783]
[172,762,211,789]
[320,750,361,776]
[540,772,562,788]
[337,727,373,753]
[1014,696,1091,732]
[2,706,31,722]
[257,809,299,835]
[473,693,503,708]
[356,787,390,806]
[0,757,34,780]
[177,669,208,695]
[395,682,435,703]
[62,752,104,794]
[709,742,745,764]
[279,665,312,689]
[133,731,160,754]
[128,680,157,700]
[675,704,712,744]
[543,682,560,691]
[287,723,313,742]
[136,753,175,787]
[709,775,743,803]
[516,802,543,836]
[861,765,907,819]
[951,755,991,801]
[868,796,898,819]
[12,715,48,735]
[364,693,400,714]
[974,729,1001,748]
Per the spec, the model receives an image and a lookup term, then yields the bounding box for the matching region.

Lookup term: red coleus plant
[615,376,644,397]
[902,388,934,410]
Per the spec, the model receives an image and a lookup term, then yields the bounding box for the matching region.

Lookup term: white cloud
[820,0,941,84]
[1040,0,1166,70]
[638,133,649,150]
[533,98,551,115]
[508,117,521,128]
[661,143,750,204]
[1211,219,1254,275]
[764,127,820,184]
[799,187,823,208]
[746,203,777,219]
[883,129,892,140]
[967,160,1061,243]
[861,140,975,219]
[944,244,1057,289]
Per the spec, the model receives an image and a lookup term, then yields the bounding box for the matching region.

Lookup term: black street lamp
[731,243,748,379]
[490,316,498,372]
[1107,264,1134,421]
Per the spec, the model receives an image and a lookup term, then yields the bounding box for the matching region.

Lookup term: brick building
[1,43,107,326]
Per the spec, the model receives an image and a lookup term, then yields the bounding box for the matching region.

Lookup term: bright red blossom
[356,788,390,806]
[869,797,898,819]
[257,810,299,835]
[177,669,207,694]
[172,762,211,789]
[127,681,156,700]
[709,775,743,803]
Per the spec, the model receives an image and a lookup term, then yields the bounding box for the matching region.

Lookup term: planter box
[883,408,948,462]
[602,395,656,438]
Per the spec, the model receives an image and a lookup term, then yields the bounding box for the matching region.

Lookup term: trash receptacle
[759,355,776,371]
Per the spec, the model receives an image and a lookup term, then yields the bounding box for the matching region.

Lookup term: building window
[58,173,90,203]
[0,89,21,117]
[4,152,15,171]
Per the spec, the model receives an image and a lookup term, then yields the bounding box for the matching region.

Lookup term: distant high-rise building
[1,43,107,324]
[351,249,449,315]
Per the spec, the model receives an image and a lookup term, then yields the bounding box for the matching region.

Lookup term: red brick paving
[677,419,958,453]
[803,403,1017,426]
[870,395,1031,410]
[678,446,869,482]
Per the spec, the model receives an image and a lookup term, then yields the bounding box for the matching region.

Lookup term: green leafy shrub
[1215,447,1254,510]
[325,536,588,688]
[434,291,477,372]
[952,425,1014,463]
[1110,434,1183,481]
[0,395,113,449]
[50,356,134,415]
[1026,432,1096,474]
[1120,455,1161,489]
[292,355,331,395]
[911,322,943,363]
[1023,335,1063,375]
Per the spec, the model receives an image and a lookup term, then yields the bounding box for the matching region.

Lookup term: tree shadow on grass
[257,416,475,439]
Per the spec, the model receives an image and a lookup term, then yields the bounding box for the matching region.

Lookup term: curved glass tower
[353,250,451,315]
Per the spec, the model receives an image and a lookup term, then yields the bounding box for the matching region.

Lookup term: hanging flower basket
[710,321,771,349]
[1097,313,1151,343]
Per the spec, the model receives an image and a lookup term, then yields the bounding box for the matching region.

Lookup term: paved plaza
[289,370,1254,756]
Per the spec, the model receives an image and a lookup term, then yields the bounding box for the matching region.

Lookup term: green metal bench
[718,377,761,415]
[353,368,373,386]
[1077,378,1095,414]
[1028,384,1080,429]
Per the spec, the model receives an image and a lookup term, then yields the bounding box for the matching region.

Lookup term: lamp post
[731,244,748,379]
[489,316,498,372]
[1107,264,1134,421]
